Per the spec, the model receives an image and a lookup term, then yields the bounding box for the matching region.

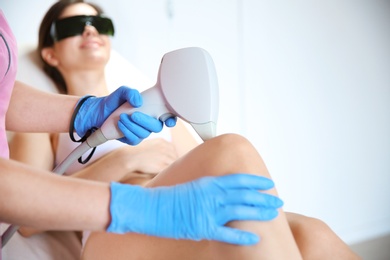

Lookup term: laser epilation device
[1,47,219,247]
[94,47,219,143]
[54,47,219,174]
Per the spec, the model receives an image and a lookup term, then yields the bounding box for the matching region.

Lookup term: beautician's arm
[0,157,110,231]
[6,81,78,133]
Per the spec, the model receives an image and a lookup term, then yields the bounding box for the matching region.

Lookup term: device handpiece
[86,47,219,146]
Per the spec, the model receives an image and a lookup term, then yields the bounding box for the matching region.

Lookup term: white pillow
[16,43,154,94]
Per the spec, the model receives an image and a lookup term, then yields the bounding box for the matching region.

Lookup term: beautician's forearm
[0,158,111,231]
[6,81,79,133]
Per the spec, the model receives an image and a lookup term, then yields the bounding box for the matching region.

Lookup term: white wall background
[2,0,390,245]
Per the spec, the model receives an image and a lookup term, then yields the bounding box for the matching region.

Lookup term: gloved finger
[164,117,177,127]
[216,205,279,225]
[130,112,163,133]
[211,227,259,245]
[212,174,275,191]
[117,135,141,146]
[106,86,143,111]
[222,190,283,208]
[117,121,142,145]
[118,115,152,140]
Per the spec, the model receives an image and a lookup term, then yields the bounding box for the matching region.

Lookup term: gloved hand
[107,174,284,245]
[74,86,176,145]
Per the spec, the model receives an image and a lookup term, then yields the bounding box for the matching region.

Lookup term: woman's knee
[146,133,266,186]
[207,134,257,160]
[200,134,268,177]
[211,133,252,148]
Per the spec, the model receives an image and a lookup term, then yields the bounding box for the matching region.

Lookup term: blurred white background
[2,0,390,245]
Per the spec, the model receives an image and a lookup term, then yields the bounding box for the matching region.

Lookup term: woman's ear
[41,47,59,66]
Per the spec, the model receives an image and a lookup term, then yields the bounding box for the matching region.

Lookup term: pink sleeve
[0,10,18,159]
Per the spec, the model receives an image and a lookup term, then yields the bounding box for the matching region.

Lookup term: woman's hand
[126,138,178,174]
[72,138,178,183]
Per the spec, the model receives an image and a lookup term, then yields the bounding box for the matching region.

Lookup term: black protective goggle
[50,15,115,42]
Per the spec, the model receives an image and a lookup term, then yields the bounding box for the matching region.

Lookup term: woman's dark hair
[38,0,104,93]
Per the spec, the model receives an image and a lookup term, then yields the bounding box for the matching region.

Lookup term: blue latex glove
[74,86,176,145]
[107,174,283,245]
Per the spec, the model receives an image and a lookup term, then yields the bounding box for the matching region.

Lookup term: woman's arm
[6,81,78,133]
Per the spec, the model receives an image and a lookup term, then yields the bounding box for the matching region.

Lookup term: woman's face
[46,3,112,72]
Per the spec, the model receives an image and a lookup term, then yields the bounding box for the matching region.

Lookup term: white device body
[95,47,219,143]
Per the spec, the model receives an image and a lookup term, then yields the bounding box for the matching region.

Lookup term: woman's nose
[82,25,98,37]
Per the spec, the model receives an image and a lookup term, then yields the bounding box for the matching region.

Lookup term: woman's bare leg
[82,134,302,259]
[286,213,361,259]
